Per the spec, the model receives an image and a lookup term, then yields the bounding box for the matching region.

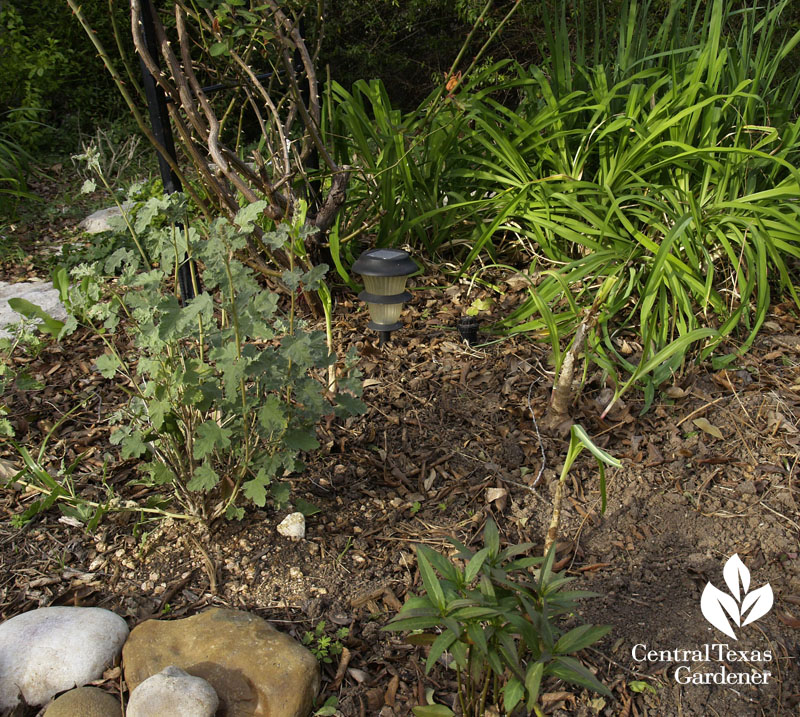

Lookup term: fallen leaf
[423,469,436,491]
[589,697,607,711]
[347,668,369,683]
[693,417,723,439]
[665,385,688,399]
[541,691,575,710]
[365,687,384,711]
[646,443,664,466]
[776,610,800,629]
[712,371,735,390]
[768,411,799,434]
[384,673,400,706]
[486,487,507,503]
[102,666,121,681]
[0,458,20,480]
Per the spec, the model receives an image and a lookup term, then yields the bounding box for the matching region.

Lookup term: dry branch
[128,0,348,268]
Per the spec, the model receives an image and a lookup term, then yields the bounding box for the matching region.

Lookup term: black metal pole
[296,17,321,213]
[138,0,181,195]
[137,0,195,301]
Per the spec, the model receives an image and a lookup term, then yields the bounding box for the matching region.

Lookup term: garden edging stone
[0,606,319,716]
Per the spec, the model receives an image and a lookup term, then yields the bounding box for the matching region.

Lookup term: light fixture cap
[352,248,418,277]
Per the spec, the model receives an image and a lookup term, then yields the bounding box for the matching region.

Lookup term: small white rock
[0,281,68,339]
[78,203,135,235]
[277,512,305,540]
[126,665,218,717]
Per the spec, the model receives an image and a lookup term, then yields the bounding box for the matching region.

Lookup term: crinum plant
[62,199,363,524]
[384,519,611,716]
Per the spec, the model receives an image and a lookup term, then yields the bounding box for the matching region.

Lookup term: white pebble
[277,512,305,540]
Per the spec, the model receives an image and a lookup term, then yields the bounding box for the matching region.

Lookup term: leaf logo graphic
[701,554,773,640]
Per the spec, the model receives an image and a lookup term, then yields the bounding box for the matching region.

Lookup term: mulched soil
[1,170,799,716]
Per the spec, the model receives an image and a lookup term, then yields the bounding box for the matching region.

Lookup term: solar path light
[352,248,418,346]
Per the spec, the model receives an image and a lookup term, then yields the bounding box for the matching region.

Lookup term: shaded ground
[1,173,799,716]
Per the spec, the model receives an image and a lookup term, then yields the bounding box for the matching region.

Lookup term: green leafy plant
[59,199,365,524]
[5,403,125,530]
[329,0,800,407]
[0,109,38,213]
[629,679,658,695]
[544,425,621,553]
[384,519,611,716]
[312,695,340,717]
[302,620,350,664]
[0,319,53,438]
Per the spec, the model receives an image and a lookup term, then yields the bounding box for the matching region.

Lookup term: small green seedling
[302,620,349,664]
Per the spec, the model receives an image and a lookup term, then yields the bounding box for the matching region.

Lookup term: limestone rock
[122,608,320,717]
[0,280,68,339]
[127,665,218,717]
[0,606,129,712]
[78,203,134,234]
[43,686,122,717]
[277,511,305,540]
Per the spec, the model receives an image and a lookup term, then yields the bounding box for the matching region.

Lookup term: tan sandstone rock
[43,686,122,717]
[122,608,320,717]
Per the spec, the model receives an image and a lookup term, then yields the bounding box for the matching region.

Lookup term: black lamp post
[353,248,418,345]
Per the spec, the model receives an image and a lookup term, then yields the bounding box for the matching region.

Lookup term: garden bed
[1,178,799,716]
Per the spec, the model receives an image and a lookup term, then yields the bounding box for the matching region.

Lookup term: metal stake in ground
[137,0,195,302]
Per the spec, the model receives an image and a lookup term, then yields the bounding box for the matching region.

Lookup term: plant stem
[13,477,199,522]
[94,170,151,269]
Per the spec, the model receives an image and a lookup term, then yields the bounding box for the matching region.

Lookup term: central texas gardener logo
[701,554,774,640]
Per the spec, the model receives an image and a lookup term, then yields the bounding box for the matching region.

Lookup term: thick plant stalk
[544,480,564,554]
[542,320,587,433]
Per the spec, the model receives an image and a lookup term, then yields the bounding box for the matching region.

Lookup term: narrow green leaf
[525,661,544,710]
[484,518,500,558]
[416,546,446,612]
[571,425,621,467]
[554,624,612,654]
[550,655,612,696]
[412,706,455,717]
[503,677,524,713]
[425,630,459,673]
[8,298,64,337]
[464,546,490,583]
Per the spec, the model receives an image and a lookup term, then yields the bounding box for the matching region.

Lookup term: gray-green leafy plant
[384,520,611,716]
[58,198,364,524]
